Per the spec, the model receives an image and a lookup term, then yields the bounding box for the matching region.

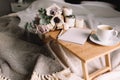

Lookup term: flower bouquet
[25,4,84,34]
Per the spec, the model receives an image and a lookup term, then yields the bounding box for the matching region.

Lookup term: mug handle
[113,30,118,37]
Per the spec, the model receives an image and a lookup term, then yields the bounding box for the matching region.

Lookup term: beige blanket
[0,16,64,80]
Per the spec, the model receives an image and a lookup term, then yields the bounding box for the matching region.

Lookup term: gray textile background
[0,0,12,16]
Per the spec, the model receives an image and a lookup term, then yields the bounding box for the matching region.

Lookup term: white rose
[46,4,62,16]
[63,8,73,16]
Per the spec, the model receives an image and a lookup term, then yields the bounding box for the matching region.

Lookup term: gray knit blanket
[0,16,63,80]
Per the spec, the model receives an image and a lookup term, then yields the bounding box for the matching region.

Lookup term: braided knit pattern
[30,72,60,80]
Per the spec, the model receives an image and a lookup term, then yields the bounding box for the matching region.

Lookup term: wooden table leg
[105,53,111,71]
[81,61,89,80]
[81,53,111,80]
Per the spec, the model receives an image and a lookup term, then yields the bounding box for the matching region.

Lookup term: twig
[57,29,64,38]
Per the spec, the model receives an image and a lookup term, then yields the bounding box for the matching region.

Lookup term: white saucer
[89,34,120,46]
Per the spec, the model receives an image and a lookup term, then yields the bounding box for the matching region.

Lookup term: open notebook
[58,28,91,45]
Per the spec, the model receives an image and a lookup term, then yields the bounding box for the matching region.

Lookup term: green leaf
[38,8,53,25]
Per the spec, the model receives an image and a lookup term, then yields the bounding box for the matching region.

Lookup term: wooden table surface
[46,30,120,62]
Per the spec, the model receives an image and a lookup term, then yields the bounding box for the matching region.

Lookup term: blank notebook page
[58,28,91,45]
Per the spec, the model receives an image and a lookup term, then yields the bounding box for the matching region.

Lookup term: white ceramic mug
[96,25,118,42]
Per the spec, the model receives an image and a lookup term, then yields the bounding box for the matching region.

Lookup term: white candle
[65,17,75,27]
[64,23,69,30]
[75,18,85,28]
